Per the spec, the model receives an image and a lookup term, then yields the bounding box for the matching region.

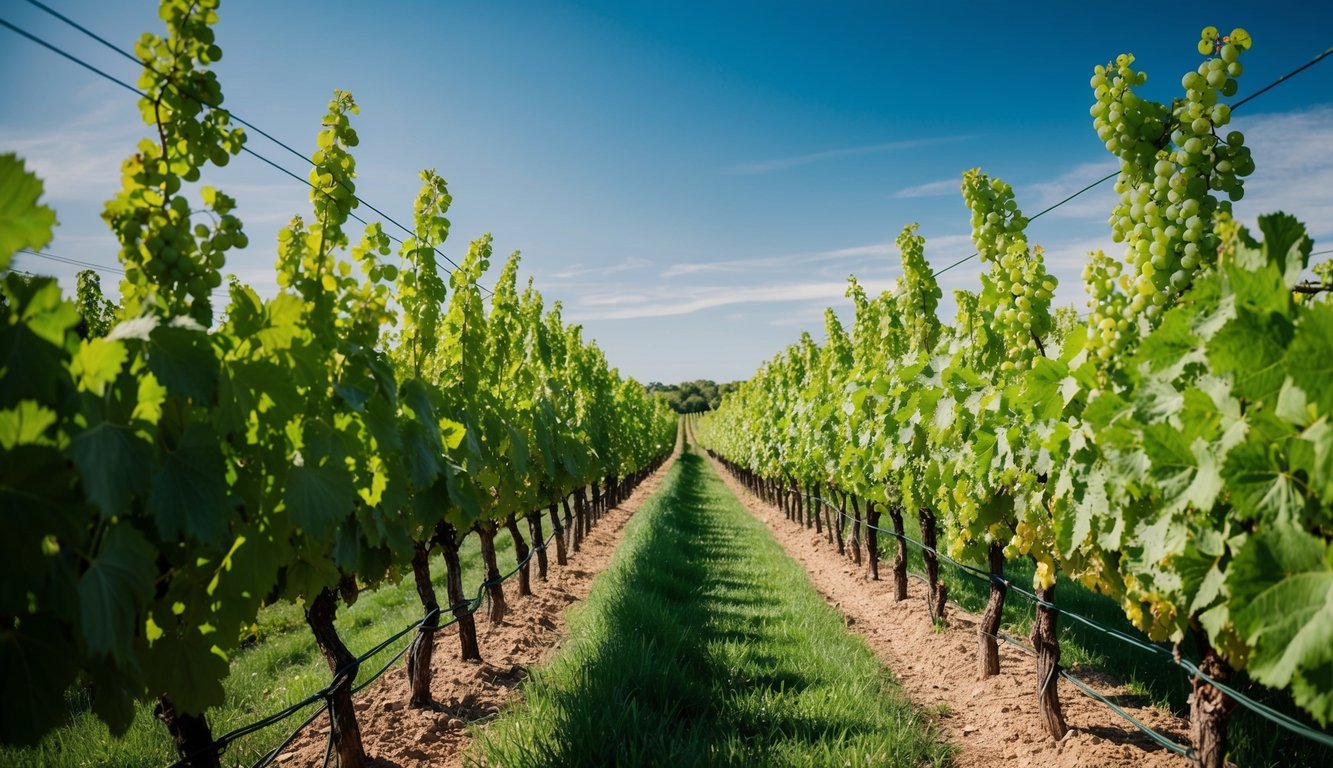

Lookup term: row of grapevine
[699,27,1332,768]
[0,1,677,766]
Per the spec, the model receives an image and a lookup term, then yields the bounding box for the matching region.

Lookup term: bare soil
[706,454,1193,768]
[277,456,677,767]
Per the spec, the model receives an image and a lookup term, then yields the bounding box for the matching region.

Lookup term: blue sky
[3,1,1331,383]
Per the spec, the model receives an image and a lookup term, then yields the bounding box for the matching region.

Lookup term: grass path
[473,445,950,767]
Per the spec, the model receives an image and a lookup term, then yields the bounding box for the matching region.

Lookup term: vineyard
[696,25,1333,768]
[0,1,677,765]
[2,1,1333,767]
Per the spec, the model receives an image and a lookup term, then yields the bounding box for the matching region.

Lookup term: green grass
[826,503,1333,768]
[1,514,542,768]
[472,446,950,768]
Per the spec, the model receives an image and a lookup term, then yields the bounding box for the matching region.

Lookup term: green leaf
[1292,418,1333,510]
[1227,262,1289,322]
[1020,357,1068,421]
[71,421,153,518]
[78,524,156,666]
[70,337,128,396]
[0,400,57,449]
[149,422,230,547]
[333,382,371,412]
[217,358,298,437]
[1256,211,1311,286]
[1057,464,1104,558]
[1134,307,1199,376]
[1228,524,1333,725]
[282,550,340,602]
[402,419,442,488]
[284,462,353,539]
[0,153,57,270]
[256,293,305,351]
[141,629,228,715]
[147,324,218,403]
[1225,431,1306,524]
[1208,306,1291,407]
[1288,301,1333,414]
[0,616,79,745]
[0,282,77,406]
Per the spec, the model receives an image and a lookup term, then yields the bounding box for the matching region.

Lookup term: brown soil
[276,453,677,767]
[706,454,1193,768]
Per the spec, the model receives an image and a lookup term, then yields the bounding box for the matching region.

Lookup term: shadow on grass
[474,448,948,767]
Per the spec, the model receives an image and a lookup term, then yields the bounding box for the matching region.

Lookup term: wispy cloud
[1021,161,1121,221]
[549,256,650,280]
[1231,106,1333,241]
[660,241,893,278]
[567,279,898,321]
[0,101,141,203]
[892,177,960,199]
[724,135,972,175]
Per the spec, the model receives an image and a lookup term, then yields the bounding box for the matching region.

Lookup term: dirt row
[278,451,679,767]
[704,451,1193,768]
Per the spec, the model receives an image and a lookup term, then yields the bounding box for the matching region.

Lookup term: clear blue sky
[3,1,1331,383]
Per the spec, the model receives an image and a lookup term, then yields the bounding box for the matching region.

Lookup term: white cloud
[1230,106,1333,241]
[1021,161,1121,221]
[0,103,140,203]
[724,135,973,175]
[549,256,650,280]
[892,178,960,199]
[567,279,898,321]
[660,241,895,278]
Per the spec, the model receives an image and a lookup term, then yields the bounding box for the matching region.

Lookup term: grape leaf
[0,401,56,449]
[1288,301,1333,414]
[1256,211,1311,287]
[1207,306,1291,406]
[147,324,218,403]
[70,421,153,519]
[0,154,57,270]
[149,422,230,546]
[140,629,228,715]
[284,462,353,538]
[1228,524,1333,725]
[0,616,79,745]
[402,419,442,488]
[1225,434,1306,524]
[78,523,155,665]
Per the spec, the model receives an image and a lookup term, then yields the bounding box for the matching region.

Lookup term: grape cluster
[106,0,247,325]
[1081,250,1129,361]
[1085,29,1253,360]
[895,224,942,353]
[961,170,1057,372]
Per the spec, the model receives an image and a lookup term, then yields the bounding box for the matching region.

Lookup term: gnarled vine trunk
[889,506,908,600]
[919,508,947,623]
[406,542,440,707]
[436,522,481,661]
[978,543,1006,679]
[1032,583,1067,739]
[529,508,548,580]
[504,513,531,597]
[865,500,880,581]
[476,521,508,622]
[832,490,846,555]
[305,587,366,768]
[811,483,823,534]
[849,495,863,566]
[571,489,585,552]
[156,694,219,768]
[1189,625,1235,768]
[550,500,568,566]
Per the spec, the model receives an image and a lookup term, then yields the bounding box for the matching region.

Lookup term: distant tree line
[645,379,738,413]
